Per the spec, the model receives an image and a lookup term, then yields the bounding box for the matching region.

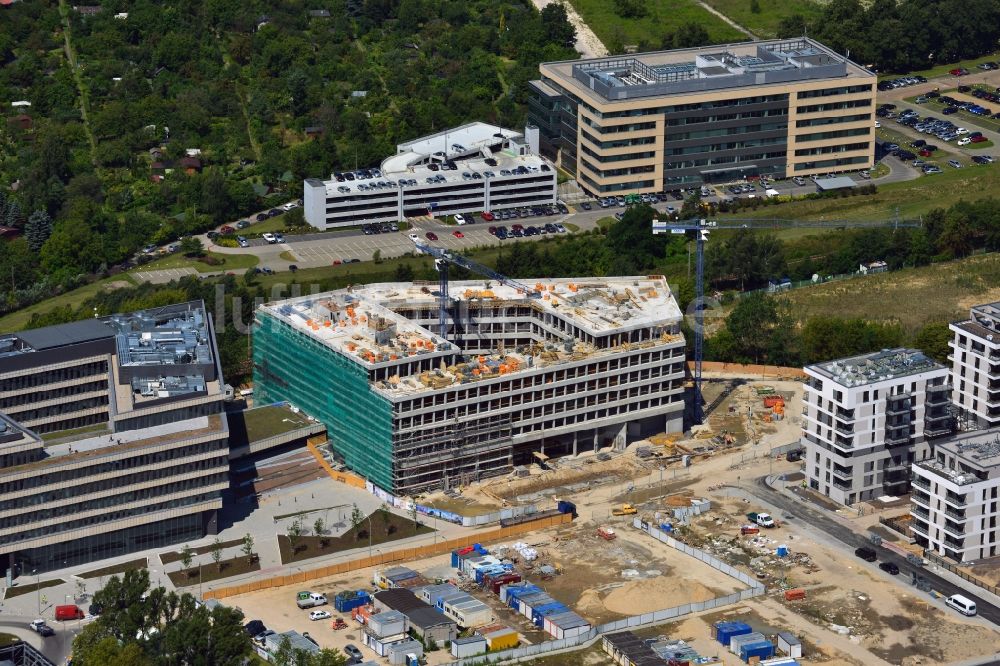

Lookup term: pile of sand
[602,577,717,615]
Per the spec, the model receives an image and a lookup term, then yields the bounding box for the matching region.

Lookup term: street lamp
[32,569,39,616]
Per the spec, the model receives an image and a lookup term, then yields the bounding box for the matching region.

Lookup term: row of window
[581,117,658,134]
[797,84,873,98]
[795,127,871,143]
[669,121,788,141]
[666,136,787,156]
[580,145,656,163]
[0,438,228,495]
[580,159,655,178]
[0,490,221,546]
[580,128,656,150]
[795,113,871,128]
[793,155,869,171]
[7,396,108,423]
[797,98,872,114]
[794,141,870,157]
[582,93,789,120]
[1,472,229,531]
[0,361,107,393]
[0,380,108,409]
[665,108,787,127]
[580,174,656,193]
[665,151,787,171]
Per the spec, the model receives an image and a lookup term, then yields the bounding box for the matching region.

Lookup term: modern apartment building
[911,430,1000,562]
[949,301,1000,429]
[528,37,876,193]
[303,123,557,230]
[0,302,230,576]
[802,349,951,505]
[253,277,686,494]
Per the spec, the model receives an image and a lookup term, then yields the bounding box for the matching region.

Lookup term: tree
[211,537,223,572]
[241,533,255,565]
[372,248,382,263]
[284,207,307,228]
[750,0,761,12]
[313,517,328,549]
[25,210,53,251]
[350,504,365,542]
[288,519,304,554]
[179,545,194,578]
[5,200,22,228]
[540,3,576,48]
[777,13,807,38]
[409,501,419,534]
[179,236,204,257]
[912,322,952,363]
[723,293,786,364]
[379,503,392,535]
[613,0,647,19]
[672,22,710,48]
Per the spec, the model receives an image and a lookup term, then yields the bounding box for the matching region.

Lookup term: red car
[481,211,495,221]
[488,226,497,235]
[219,225,235,235]
[425,232,438,241]
[511,224,524,232]
[970,135,988,143]
[919,149,931,157]
[453,231,464,238]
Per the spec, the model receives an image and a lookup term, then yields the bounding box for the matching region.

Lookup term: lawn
[160,539,243,565]
[723,160,1000,221]
[5,578,64,599]
[566,0,745,50]
[0,274,136,332]
[780,252,1000,332]
[167,554,260,587]
[132,251,260,273]
[883,53,1000,82]
[0,634,18,648]
[79,558,148,580]
[278,511,435,564]
[40,422,109,443]
[703,0,824,39]
[232,404,316,445]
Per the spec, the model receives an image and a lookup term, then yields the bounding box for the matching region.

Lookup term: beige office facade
[529,38,876,194]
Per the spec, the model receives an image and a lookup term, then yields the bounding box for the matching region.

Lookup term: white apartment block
[911,431,1000,562]
[802,348,951,505]
[254,277,687,493]
[949,301,1000,429]
[303,123,558,230]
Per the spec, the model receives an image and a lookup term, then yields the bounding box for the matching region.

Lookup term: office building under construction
[253,277,686,493]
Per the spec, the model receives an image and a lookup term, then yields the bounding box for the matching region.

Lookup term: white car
[958,137,971,146]
[454,214,466,225]
[874,121,881,128]
[281,202,298,211]
[408,233,420,242]
[309,610,331,621]
[956,127,969,135]
[262,233,277,244]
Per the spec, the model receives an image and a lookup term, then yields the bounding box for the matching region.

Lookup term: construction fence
[692,361,807,379]
[202,512,572,601]
[306,436,367,488]
[438,518,766,665]
[925,551,1000,598]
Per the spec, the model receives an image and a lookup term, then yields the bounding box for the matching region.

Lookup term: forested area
[0,0,578,314]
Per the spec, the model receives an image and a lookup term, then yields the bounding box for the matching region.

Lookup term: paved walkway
[698,1,758,41]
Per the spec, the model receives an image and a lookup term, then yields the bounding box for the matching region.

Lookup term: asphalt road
[750,475,1000,629]
[0,613,79,664]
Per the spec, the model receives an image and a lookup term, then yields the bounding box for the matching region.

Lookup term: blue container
[557,500,577,517]
[505,584,540,609]
[532,603,567,627]
[715,621,752,646]
[777,545,789,557]
[334,590,370,613]
[740,640,775,663]
[659,523,673,532]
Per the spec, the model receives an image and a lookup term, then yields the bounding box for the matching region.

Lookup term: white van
[945,594,977,616]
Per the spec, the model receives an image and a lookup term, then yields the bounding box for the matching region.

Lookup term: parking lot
[131,267,200,284]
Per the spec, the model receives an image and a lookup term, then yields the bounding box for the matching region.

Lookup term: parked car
[274,232,285,243]
[262,233,277,243]
[453,231,464,238]
[236,220,250,229]
[309,610,332,621]
[855,547,877,562]
[948,159,963,168]
[219,226,235,235]
[454,213,466,225]
[481,211,494,221]
[879,561,899,575]
[580,201,592,210]
[425,232,438,241]
[344,645,364,661]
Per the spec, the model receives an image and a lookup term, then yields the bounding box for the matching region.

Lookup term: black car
[255,213,268,222]
[580,201,592,210]
[879,561,900,575]
[88,603,103,616]
[557,203,569,214]
[855,546,877,562]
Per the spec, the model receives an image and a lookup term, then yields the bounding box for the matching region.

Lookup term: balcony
[884,432,912,446]
[942,521,967,539]
[945,506,967,522]
[835,422,854,436]
[832,477,852,490]
[885,402,912,417]
[909,517,930,538]
[835,407,855,421]
[944,492,968,508]
[911,489,930,506]
[911,505,929,520]
[944,535,966,550]
[911,476,931,492]
[832,465,853,479]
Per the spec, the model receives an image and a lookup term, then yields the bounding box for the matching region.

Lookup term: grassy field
[724,161,1000,221]
[703,0,824,39]
[0,274,136,332]
[79,558,148,580]
[5,578,64,599]
[160,539,243,565]
[880,53,1000,81]
[134,251,260,273]
[167,554,260,587]
[278,511,435,564]
[566,0,745,49]
[780,252,1000,332]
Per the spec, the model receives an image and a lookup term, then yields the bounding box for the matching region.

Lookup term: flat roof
[541,37,873,104]
[0,412,41,452]
[814,176,857,190]
[807,348,945,388]
[260,276,683,395]
[939,430,1000,470]
[1,318,113,356]
[390,122,522,169]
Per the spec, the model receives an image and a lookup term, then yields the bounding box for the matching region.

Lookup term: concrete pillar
[593,428,599,453]
[572,431,578,457]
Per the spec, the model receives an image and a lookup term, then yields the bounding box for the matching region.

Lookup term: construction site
[253,277,688,495]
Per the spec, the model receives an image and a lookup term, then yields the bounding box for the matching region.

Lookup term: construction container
[730,632,766,654]
[366,610,408,639]
[386,639,423,666]
[444,596,494,628]
[485,572,521,594]
[518,592,552,618]
[334,590,371,613]
[531,602,568,627]
[478,625,519,651]
[501,583,539,606]
[740,640,775,663]
[776,632,802,658]
[713,621,753,646]
[451,635,487,658]
[557,500,577,517]
[417,583,461,607]
[760,658,800,665]
[783,589,806,601]
[544,611,591,640]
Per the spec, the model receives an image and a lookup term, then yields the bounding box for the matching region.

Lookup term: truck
[29,619,54,637]
[296,592,327,609]
[612,504,637,516]
[746,512,776,528]
[597,526,617,540]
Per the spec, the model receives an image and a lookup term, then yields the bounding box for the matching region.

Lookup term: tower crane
[652,216,922,425]
[413,240,541,339]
